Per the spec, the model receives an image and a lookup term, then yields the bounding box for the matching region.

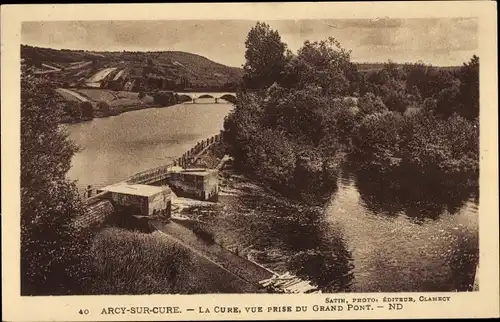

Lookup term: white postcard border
[2,2,498,321]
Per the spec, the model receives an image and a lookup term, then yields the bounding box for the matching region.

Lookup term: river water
[66,100,479,293]
[66,99,232,191]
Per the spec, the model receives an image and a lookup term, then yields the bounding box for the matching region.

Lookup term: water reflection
[326,165,478,292]
[189,177,354,292]
[351,164,477,223]
[184,163,479,293]
[286,223,355,292]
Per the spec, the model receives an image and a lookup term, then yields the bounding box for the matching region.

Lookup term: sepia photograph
[2,2,499,321]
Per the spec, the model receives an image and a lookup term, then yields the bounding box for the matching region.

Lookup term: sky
[21,18,478,67]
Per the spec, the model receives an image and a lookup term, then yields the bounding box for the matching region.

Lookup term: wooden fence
[79,131,224,227]
[127,131,223,184]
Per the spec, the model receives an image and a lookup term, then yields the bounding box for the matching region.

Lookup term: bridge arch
[219,94,237,104]
[176,94,192,103]
[177,92,237,104]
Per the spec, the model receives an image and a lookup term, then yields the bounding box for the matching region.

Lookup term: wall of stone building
[74,199,114,229]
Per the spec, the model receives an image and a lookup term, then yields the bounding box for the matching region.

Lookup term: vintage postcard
[1,2,499,321]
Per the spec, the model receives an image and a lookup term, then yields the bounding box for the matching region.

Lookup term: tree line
[224,22,479,206]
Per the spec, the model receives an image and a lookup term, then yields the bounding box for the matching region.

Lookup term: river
[66,99,233,191]
[66,100,479,293]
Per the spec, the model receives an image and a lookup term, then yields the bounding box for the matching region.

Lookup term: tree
[64,101,82,120]
[384,89,410,113]
[223,91,266,168]
[246,128,297,190]
[358,93,388,116]
[97,101,111,116]
[262,84,328,145]
[289,37,353,96]
[352,111,403,171]
[435,81,460,118]
[21,69,92,295]
[243,22,288,90]
[80,101,94,119]
[458,55,479,120]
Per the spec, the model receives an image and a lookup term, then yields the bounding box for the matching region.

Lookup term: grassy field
[86,227,261,294]
[74,88,154,105]
[55,88,87,102]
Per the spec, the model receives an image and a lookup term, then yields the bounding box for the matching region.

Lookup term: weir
[79,131,223,225]
[76,129,319,293]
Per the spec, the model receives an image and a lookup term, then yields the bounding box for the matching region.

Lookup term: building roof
[101,183,171,197]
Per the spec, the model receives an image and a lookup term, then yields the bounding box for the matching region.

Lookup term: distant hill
[21,45,462,93]
[21,45,243,92]
[355,62,461,73]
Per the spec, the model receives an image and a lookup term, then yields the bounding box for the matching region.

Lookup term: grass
[75,88,117,102]
[87,227,196,294]
[55,88,85,102]
[75,89,155,107]
[85,227,261,294]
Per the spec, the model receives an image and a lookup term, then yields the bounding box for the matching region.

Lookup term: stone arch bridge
[177,92,237,104]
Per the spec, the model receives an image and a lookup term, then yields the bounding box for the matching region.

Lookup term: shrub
[65,101,81,120]
[79,101,94,119]
[358,92,387,116]
[153,91,176,106]
[96,101,111,116]
[399,112,478,180]
[352,111,403,172]
[87,228,197,295]
[246,128,297,190]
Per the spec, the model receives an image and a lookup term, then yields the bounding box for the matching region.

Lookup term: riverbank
[56,87,181,124]
[59,103,164,124]
[179,139,479,292]
[179,141,328,273]
[86,226,262,294]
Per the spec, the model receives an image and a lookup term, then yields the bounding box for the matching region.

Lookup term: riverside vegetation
[20,22,479,295]
[223,22,479,208]
[20,65,223,295]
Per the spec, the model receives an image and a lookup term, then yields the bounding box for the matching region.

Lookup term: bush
[358,92,387,116]
[96,101,111,116]
[352,111,402,171]
[399,112,478,180]
[246,128,297,190]
[153,91,176,106]
[64,101,81,120]
[79,101,94,119]
[87,228,197,294]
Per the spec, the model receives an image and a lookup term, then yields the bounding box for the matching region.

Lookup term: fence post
[86,185,93,198]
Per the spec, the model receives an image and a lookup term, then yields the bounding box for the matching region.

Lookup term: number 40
[79,309,89,315]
